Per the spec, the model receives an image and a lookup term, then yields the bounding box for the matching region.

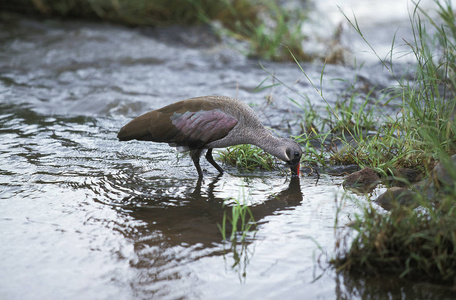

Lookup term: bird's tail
[117,111,155,141]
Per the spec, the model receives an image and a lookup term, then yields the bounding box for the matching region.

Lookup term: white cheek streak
[282,149,290,162]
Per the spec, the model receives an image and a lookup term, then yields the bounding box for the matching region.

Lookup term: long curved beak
[289,160,300,177]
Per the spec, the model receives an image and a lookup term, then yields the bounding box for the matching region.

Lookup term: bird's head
[283,139,302,177]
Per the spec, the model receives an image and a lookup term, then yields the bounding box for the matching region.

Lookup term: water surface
[1,9,454,300]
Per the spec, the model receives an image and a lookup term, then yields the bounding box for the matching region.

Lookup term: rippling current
[1,10,454,300]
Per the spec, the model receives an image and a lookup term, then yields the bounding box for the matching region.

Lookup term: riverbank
[323,0,456,284]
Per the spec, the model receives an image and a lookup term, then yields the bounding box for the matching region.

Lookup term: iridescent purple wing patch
[171,109,237,143]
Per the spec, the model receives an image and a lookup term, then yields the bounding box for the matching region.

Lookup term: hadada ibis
[117,95,302,177]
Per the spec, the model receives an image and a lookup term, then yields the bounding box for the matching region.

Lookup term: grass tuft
[218,194,256,242]
[217,144,277,172]
[333,191,456,282]
[327,0,456,283]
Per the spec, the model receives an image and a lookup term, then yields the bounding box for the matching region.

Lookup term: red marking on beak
[290,161,300,177]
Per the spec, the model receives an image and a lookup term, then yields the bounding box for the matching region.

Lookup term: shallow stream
[1,3,455,299]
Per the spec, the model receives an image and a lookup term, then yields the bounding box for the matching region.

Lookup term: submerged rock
[375,187,417,210]
[387,168,423,187]
[342,167,380,193]
[411,154,456,201]
[431,154,456,189]
[411,177,437,200]
[375,154,456,209]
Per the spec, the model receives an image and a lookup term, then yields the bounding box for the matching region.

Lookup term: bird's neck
[249,130,287,162]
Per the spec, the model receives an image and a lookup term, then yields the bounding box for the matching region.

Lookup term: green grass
[282,0,456,175]
[251,0,456,284]
[217,189,257,280]
[325,0,456,283]
[218,194,256,242]
[333,191,456,282]
[217,144,277,172]
[223,1,310,61]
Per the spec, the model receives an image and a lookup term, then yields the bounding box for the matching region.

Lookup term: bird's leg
[190,149,204,178]
[205,148,224,174]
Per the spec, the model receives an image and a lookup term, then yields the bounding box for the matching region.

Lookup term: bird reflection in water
[113,175,303,284]
[125,176,302,246]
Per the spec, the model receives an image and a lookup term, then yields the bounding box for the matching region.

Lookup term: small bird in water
[117,95,302,178]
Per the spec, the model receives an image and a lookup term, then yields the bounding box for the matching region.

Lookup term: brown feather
[117,95,303,177]
[117,97,238,149]
[117,111,155,141]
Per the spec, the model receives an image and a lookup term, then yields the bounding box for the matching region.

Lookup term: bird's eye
[294,152,300,158]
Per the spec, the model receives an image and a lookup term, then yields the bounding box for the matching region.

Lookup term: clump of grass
[291,94,377,137]
[224,1,310,61]
[333,189,456,283]
[288,0,456,174]
[217,144,277,172]
[256,0,456,283]
[341,0,456,170]
[326,91,378,135]
[328,0,456,283]
[218,195,256,242]
[216,191,257,280]
[286,74,384,171]
[329,121,431,173]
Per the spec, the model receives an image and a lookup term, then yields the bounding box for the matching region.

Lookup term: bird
[117,95,302,178]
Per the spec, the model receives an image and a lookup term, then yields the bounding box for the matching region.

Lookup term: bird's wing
[118,99,238,149]
[149,107,238,149]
